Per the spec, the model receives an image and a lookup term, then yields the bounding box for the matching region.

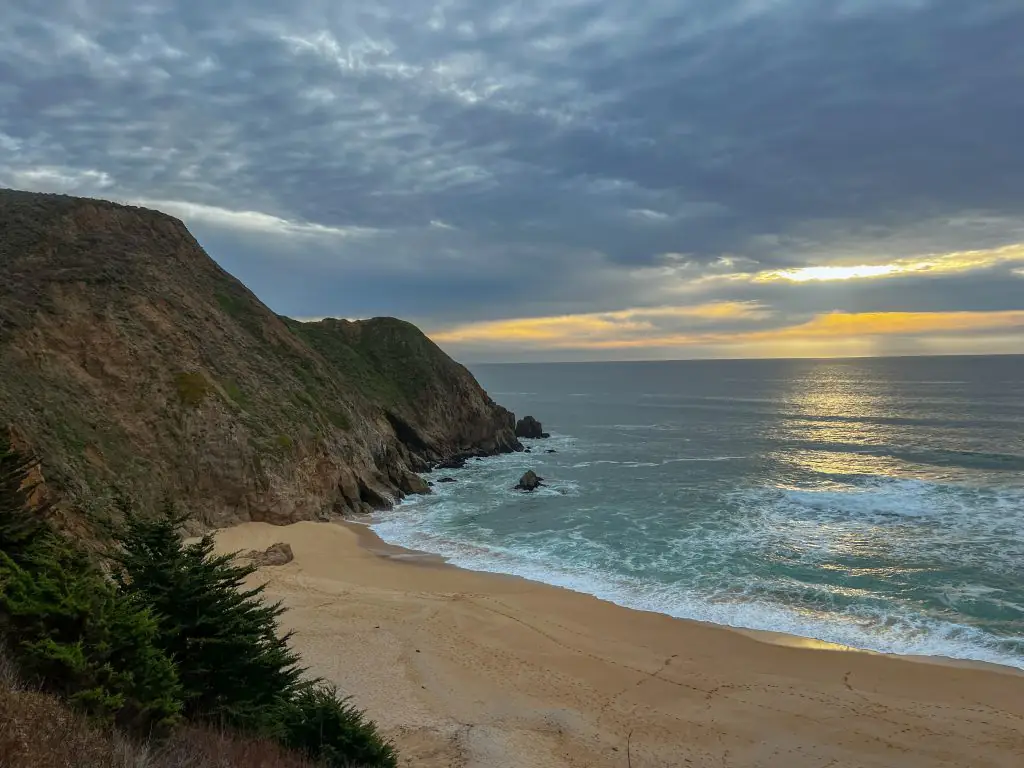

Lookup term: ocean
[372,355,1024,669]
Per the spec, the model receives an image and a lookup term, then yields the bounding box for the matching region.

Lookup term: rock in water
[438,477,457,483]
[242,542,294,567]
[515,470,544,491]
[437,456,468,470]
[515,416,546,439]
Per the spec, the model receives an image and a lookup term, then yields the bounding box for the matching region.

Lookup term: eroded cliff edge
[0,189,521,528]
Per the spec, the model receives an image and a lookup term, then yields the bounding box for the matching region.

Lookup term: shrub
[2,438,397,767]
[0,442,181,734]
[279,682,397,768]
[110,504,304,731]
[327,409,352,431]
[0,651,322,768]
[111,503,398,767]
[222,380,248,408]
[174,371,210,406]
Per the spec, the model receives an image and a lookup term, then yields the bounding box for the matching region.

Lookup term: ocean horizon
[372,354,1024,669]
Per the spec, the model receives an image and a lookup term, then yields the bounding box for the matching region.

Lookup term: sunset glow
[764,264,907,282]
[4,2,1024,362]
[431,309,1024,356]
[751,244,1024,286]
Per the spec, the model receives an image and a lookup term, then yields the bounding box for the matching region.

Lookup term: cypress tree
[0,439,181,733]
[110,502,399,766]
[111,503,305,731]
[280,682,398,768]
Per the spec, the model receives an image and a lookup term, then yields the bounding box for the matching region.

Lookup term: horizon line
[468,351,1024,366]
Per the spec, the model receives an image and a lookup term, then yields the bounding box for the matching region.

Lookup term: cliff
[0,188,521,528]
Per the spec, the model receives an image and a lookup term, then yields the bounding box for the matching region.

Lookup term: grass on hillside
[0,651,326,768]
[284,317,452,415]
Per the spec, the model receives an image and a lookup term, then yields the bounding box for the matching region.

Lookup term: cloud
[432,301,771,345]
[431,308,1024,361]
[1,0,1023,359]
[134,199,381,239]
[758,310,1024,341]
[754,244,1024,283]
[7,166,115,193]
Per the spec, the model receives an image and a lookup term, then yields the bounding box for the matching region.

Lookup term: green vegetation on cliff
[0,438,397,766]
[0,446,182,732]
[286,316,454,411]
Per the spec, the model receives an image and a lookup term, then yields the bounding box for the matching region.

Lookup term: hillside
[0,188,521,528]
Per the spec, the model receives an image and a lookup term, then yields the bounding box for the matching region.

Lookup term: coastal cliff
[0,188,521,528]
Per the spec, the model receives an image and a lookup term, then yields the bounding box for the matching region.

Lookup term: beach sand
[213,521,1024,768]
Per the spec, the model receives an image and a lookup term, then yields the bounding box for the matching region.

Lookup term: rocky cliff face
[0,189,521,529]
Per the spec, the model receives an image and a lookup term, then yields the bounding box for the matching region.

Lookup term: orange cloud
[430,302,769,345]
[759,310,1024,339]
[430,309,1024,353]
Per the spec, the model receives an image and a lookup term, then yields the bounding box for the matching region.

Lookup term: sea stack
[515,416,548,439]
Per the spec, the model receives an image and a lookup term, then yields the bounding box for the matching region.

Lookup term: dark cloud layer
[2,1,1023,358]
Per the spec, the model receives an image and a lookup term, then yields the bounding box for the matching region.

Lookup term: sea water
[372,356,1024,668]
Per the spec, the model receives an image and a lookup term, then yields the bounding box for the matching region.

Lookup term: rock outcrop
[0,189,523,530]
[515,470,544,491]
[436,456,468,470]
[515,416,546,439]
[242,542,295,567]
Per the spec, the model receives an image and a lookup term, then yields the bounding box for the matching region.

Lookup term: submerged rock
[515,416,546,439]
[437,456,468,470]
[545,449,557,454]
[242,542,294,567]
[515,470,544,492]
[438,477,457,483]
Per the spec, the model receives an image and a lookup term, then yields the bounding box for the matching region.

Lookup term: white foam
[370,515,1024,670]
[377,462,1024,670]
[661,456,743,464]
[606,423,681,431]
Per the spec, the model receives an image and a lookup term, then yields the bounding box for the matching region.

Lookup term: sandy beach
[214,521,1024,768]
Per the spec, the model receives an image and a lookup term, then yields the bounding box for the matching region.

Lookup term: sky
[2,1,1024,362]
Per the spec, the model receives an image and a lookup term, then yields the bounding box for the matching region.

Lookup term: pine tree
[280,682,398,768]
[110,502,399,766]
[111,503,305,731]
[0,439,181,733]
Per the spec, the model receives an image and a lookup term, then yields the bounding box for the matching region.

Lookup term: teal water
[372,356,1024,668]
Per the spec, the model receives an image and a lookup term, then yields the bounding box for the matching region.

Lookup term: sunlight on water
[373,356,1024,668]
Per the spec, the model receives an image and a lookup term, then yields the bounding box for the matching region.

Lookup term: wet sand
[214,521,1024,768]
